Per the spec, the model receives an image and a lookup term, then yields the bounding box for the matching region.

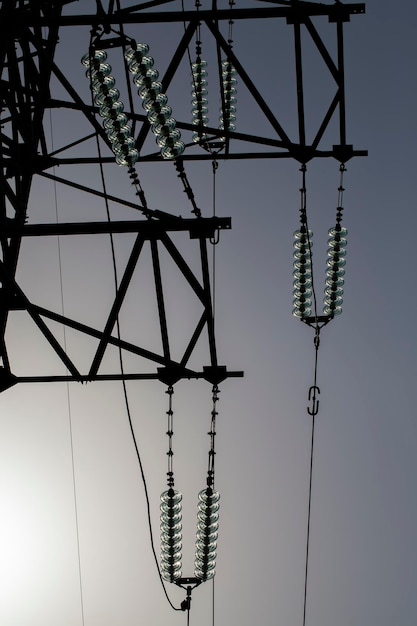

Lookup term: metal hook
[210,228,220,245]
[181,585,193,612]
[307,385,320,416]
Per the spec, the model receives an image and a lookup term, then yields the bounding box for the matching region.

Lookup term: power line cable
[302,328,319,626]
[90,93,182,612]
[49,109,86,626]
[298,163,320,626]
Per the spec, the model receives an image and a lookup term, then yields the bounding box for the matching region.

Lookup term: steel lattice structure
[0,0,366,391]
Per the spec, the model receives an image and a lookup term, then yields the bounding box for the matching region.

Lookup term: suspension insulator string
[219,0,237,144]
[82,44,152,216]
[84,38,203,218]
[125,40,206,217]
[191,3,210,147]
[81,48,140,166]
[193,385,220,582]
[160,385,183,583]
[158,385,222,589]
[219,60,237,140]
[125,42,185,160]
[191,54,209,145]
[324,163,348,317]
[293,164,317,323]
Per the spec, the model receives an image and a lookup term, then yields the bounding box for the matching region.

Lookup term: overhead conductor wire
[88,28,181,611]
[299,163,320,626]
[49,109,86,626]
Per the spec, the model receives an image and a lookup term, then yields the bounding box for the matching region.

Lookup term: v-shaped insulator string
[82,45,150,212]
[292,164,348,324]
[293,164,350,626]
[82,37,202,216]
[159,384,221,585]
[189,0,238,152]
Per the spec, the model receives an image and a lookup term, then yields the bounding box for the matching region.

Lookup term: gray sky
[0,1,416,625]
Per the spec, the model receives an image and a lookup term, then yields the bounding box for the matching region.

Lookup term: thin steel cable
[64,365,86,626]
[85,33,179,606]
[302,334,319,626]
[49,109,86,626]
[91,106,181,612]
[299,164,321,626]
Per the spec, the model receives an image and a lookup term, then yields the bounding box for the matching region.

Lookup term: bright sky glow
[0,1,416,626]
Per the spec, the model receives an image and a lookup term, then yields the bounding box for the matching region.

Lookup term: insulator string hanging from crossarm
[292,164,316,323]
[194,486,220,581]
[292,163,349,327]
[193,384,220,581]
[191,55,209,145]
[124,39,203,216]
[219,0,237,145]
[190,0,210,147]
[158,384,221,585]
[125,42,185,160]
[324,164,348,317]
[160,385,183,583]
[81,48,139,166]
[83,34,203,217]
[81,44,151,215]
[293,163,350,626]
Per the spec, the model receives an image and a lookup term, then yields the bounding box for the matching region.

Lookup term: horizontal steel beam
[16,370,244,384]
[20,5,366,27]
[6,216,232,238]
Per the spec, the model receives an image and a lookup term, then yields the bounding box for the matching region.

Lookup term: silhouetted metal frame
[1,215,239,385]
[0,0,366,389]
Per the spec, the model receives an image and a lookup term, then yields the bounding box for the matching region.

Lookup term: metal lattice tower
[0,0,366,391]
